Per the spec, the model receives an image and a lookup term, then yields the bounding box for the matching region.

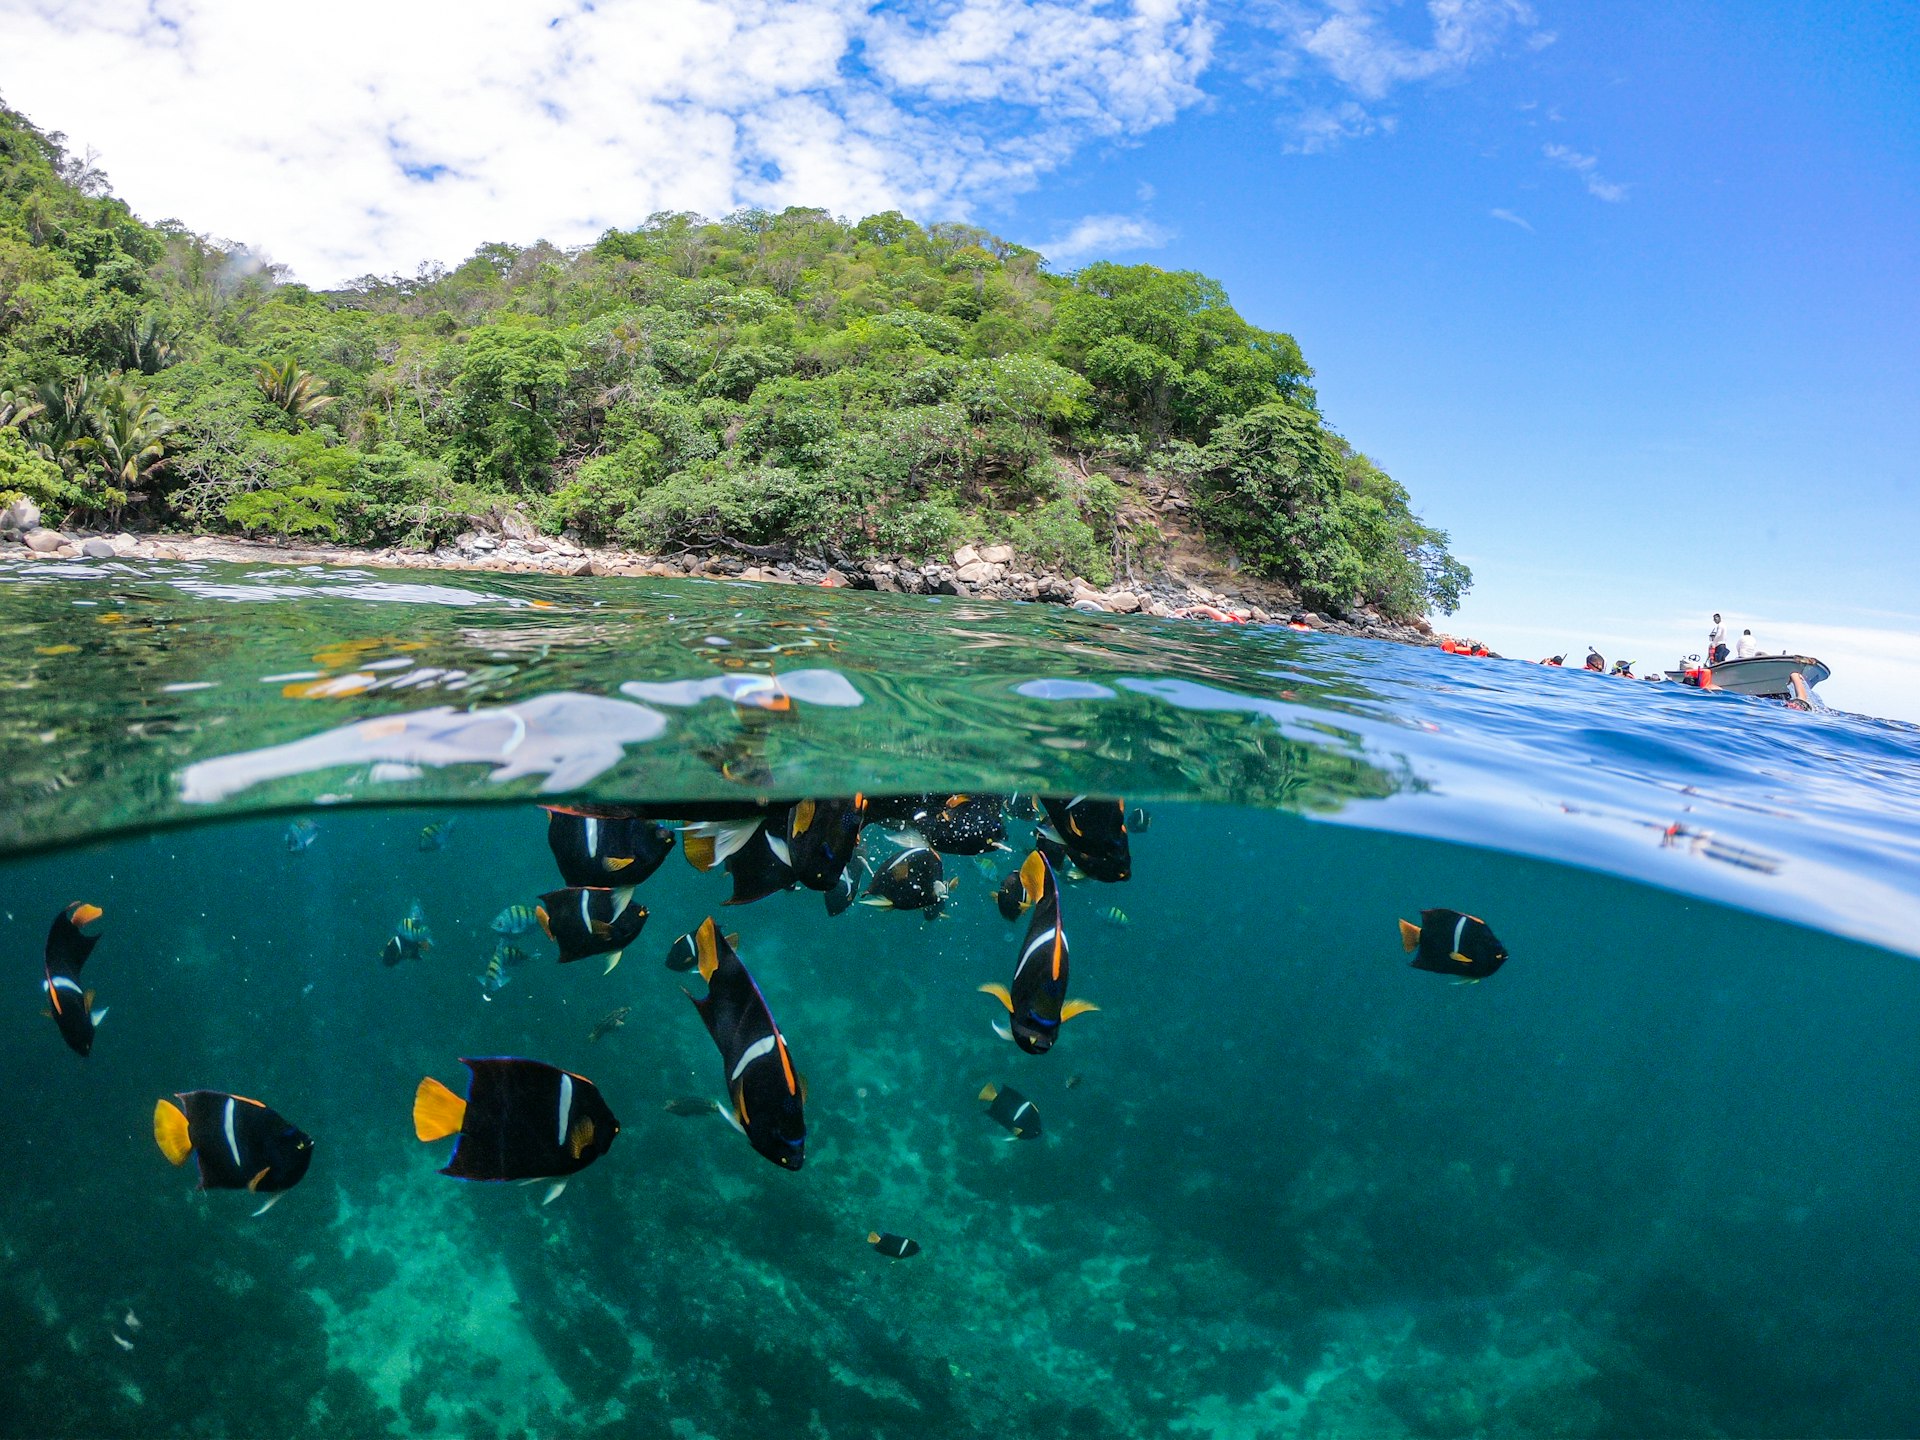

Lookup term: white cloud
[1490,206,1534,232]
[1284,101,1396,154]
[0,0,1213,284]
[1279,0,1541,101]
[1037,212,1173,264]
[1543,142,1628,202]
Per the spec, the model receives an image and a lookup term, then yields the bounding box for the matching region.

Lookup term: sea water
[3,557,1919,1439]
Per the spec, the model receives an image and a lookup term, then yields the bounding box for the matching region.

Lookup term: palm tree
[255,358,335,421]
[116,316,182,376]
[0,387,43,430]
[73,383,174,515]
[28,376,97,468]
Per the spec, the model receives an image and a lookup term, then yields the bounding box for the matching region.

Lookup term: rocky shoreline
[0,497,1463,650]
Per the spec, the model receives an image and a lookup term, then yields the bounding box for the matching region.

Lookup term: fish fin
[613,886,636,915]
[719,1098,747,1135]
[978,1082,999,1102]
[683,831,717,871]
[249,1191,285,1218]
[543,1180,568,1206]
[978,982,1014,1013]
[1451,978,1481,986]
[992,1018,1014,1042]
[1449,951,1474,966]
[89,1005,108,1026]
[1020,850,1047,904]
[1060,999,1100,1021]
[856,896,894,908]
[725,932,741,947]
[705,820,764,865]
[412,1076,466,1142]
[603,950,624,976]
[867,1231,881,1244]
[153,1099,193,1165]
[603,856,634,872]
[695,918,720,981]
[536,904,552,938]
[766,834,793,867]
[246,1166,272,1192]
[1398,919,1421,952]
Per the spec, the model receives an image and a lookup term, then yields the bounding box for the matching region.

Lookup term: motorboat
[1664,653,1830,700]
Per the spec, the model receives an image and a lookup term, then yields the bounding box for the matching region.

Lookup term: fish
[123,1309,141,1332]
[996,872,1030,922]
[490,903,540,935]
[283,819,318,853]
[680,816,771,873]
[588,1006,632,1042]
[664,1096,719,1117]
[913,794,1008,855]
[1004,792,1044,823]
[781,796,868,891]
[1064,1073,1083,1090]
[544,807,676,889]
[978,1082,1042,1139]
[1127,806,1152,832]
[682,919,806,1170]
[418,820,457,851]
[381,901,433,966]
[722,824,800,906]
[153,1091,315,1215]
[1097,905,1130,928]
[536,887,647,972]
[665,928,738,972]
[43,901,108,1057]
[111,1332,134,1352]
[478,949,510,999]
[492,939,532,969]
[859,846,949,913]
[1039,796,1131,882]
[825,857,868,918]
[868,1232,921,1259]
[1398,909,1510,981]
[413,1057,620,1187]
[980,851,1098,1055]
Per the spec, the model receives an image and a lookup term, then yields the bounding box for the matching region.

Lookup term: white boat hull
[1664,655,1830,698]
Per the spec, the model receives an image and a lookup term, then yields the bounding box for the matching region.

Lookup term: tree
[72,381,173,514]
[254,357,334,421]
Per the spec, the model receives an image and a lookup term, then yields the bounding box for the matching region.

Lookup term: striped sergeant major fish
[43,902,107,1057]
[980,851,1098,1055]
[153,1091,314,1216]
[682,919,805,1171]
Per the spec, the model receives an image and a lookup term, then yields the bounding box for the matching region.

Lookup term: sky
[3,0,1917,716]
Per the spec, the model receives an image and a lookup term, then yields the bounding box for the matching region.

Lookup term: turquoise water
[5,556,1920,1438]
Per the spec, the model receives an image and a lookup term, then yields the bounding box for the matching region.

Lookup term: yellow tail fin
[413,1076,466,1142]
[695,918,721,981]
[1020,850,1047,904]
[683,833,718,872]
[979,982,1014,1013]
[1398,919,1421,953]
[978,1082,999,1102]
[153,1098,192,1165]
[867,1231,881,1244]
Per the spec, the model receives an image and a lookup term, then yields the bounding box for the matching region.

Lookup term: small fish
[414,1058,620,1183]
[781,796,868,892]
[478,950,510,999]
[978,1082,1042,1139]
[1398,909,1510,981]
[1127,805,1152,832]
[995,872,1030,922]
[825,858,867,918]
[43,901,108,1057]
[153,1091,315,1214]
[980,851,1097,1055]
[1097,905,1130,928]
[283,819,319,853]
[664,1096,719,1117]
[123,1309,141,1331]
[588,1006,632,1042]
[111,1332,134,1352]
[860,846,948,913]
[492,939,532,969]
[537,887,647,971]
[418,820,456,851]
[382,902,433,966]
[490,904,540,935]
[683,919,806,1170]
[1039,796,1131,883]
[914,794,1007,855]
[974,854,1003,881]
[868,1231,921,1259]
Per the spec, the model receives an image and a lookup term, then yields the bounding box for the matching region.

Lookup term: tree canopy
[0,99,1468,616]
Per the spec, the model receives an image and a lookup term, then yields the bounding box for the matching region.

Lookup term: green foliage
[0,97,1467,614]
[0,426,77,510]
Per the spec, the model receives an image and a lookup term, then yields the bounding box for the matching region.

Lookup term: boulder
[979,544,1015,566]
[81,537,117,559]
[820,568,850,588]
[1104,590,1142,614]
[1,497,41,532]
[951,544,980,567]
[498,508,538,541]
[955,560,1003,585]
[24,529,68,553]
[110,533,140,556]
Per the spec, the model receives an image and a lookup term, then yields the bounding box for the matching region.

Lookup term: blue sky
[5,0,1916,713]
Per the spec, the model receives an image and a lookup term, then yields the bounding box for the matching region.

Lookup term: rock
[24,529,68,553]
[951,544,980,567]
[110,533,139,556]
[740,566,768,582]
[1071,597,1110,614]
[955,560,1003,585]
[979,544,1015,566]
[820,568,850,589]
[567,557,595,576]
[81,537,117,559]
[1105,590,1142,614]
[871,573,900,593]
[498,508,537,542]
[1,497,41,532]
[1145,600,1174,617]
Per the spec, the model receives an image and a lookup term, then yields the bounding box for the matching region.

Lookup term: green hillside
[0,100,1467,616]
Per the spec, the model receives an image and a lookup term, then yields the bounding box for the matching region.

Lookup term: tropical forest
[0,99,1467,617]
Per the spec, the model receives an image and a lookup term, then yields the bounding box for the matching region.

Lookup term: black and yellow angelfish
[1039,795,1131,882]
[413,1057,619,1202]
[544,806,676,889]
[683,919,806,1170]
[537,886,647,972]
[980,851,1097,1054]
[781,796,867,891]
[153,1091,314,1215]
[43,901,107,1057]
[1398,909,1510,981]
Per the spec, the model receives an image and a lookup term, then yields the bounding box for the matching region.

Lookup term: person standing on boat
[1736,628,1757,659]
[1708,614,1729,664]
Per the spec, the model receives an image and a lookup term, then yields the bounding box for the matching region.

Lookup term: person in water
[1708,614,1729,665]
[1584,649,1606,672]
[1736,628,1758,659]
